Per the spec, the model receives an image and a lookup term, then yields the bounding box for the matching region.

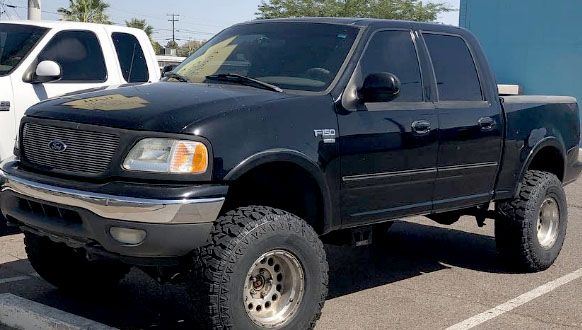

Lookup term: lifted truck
[1,18,581,329]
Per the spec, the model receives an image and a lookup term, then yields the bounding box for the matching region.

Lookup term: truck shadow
[0,217,20,237]
[326,220,510,299]
[0,221,512,329]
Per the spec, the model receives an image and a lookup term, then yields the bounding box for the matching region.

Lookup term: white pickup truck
[0,21,161,160]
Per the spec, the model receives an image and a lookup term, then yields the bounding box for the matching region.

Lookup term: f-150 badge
[314,129,336,143]
[0,101,10,111]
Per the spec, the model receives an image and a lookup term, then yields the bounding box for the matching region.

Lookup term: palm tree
[126,18,160,53]
[125,18,154,39]
[58,0,112,24]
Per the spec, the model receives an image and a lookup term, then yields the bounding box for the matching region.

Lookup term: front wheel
[190,206,328,329]
[495,170,568,272]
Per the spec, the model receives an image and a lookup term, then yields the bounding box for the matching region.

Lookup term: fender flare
[224,149,334,230]
[515,137,566,195]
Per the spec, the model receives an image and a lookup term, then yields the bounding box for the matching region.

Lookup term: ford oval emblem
[48,139,67,153]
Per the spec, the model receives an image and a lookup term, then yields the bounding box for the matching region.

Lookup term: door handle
[411,120,431,135]
[478,117,496,131]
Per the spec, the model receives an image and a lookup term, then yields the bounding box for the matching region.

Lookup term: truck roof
[0,20,145,35]
[244,17,466,34]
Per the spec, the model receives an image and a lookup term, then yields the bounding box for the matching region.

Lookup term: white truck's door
[0,23,48,160]
[12,28,121,119]
[0,76,15,160]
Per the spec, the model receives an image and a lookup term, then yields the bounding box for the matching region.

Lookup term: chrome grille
[22,123,120,176]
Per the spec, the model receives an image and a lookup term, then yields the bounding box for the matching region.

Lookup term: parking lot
[1,180,582,330]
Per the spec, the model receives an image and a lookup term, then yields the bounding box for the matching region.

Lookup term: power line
[0,1,18,19]
[0,1,58,19]
[108,6,222,28]
[167,13,180,45]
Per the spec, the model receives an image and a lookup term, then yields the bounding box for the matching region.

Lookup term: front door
[338,29,438,225]
[12,30,112,128]
[422,33,503,210]
[0,76,15,160]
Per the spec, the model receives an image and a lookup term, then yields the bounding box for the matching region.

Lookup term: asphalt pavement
[1,182,582,329]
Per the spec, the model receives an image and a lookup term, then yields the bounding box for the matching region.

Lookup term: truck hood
[25,82,294,133]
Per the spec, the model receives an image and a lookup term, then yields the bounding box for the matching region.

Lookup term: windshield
[0,24,48,76]
[173,22,360,92]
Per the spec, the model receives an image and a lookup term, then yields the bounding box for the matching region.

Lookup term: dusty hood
[25,82,293,133]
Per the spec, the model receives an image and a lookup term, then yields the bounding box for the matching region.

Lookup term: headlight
[123,138,208,174]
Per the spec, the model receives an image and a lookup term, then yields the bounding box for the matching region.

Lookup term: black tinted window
[38,30,106,82]
[0,24,47,76]
[359,30,423,102]
[423,34,483,101]
[112,32,149,83]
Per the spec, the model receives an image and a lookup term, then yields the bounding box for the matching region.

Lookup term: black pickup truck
[1,18,581,329]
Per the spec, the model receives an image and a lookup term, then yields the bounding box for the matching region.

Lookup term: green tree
[125,18,160,54]
[152,41,162,55]
[125,18,154,39]
[256,0,452,22]
[180,40,205,56]
[165,40,179,49]
[58,0,112,24]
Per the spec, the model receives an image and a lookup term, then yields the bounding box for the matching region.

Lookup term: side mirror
[34,60,62,83]
[162,64,178,76]
[359,72,401,103]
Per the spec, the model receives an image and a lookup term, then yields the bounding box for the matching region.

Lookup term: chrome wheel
[537,197,560,249]
[244,250,305,328]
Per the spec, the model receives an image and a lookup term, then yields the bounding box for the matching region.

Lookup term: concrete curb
[0,294,116,330]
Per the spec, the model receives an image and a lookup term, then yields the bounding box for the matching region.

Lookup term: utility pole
[167,13,180,45]
[28,0,41,21]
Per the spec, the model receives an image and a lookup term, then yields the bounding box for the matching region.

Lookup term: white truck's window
[111,32,149,83]
[0,24,47,76]
[423,33,483,101]
[38,30,107,82]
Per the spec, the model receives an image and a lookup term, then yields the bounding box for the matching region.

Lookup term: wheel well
[224,162,325,234]
[528,146,564,181]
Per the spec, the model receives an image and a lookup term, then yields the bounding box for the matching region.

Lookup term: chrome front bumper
[0,165,224,225]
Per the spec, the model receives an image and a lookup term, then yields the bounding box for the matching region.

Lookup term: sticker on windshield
[63,94,149,111]
[0,101,10,111]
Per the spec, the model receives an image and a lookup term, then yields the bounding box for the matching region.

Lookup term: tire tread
[190,206,328,329]
[496,170,567,272]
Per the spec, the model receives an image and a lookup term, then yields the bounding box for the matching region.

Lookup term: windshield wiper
[206,73,283,93]
[165,72,191,83]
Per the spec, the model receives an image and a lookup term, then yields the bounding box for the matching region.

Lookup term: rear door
[111,32,152,84]
[338,29,438,225]
[422,32,503,210]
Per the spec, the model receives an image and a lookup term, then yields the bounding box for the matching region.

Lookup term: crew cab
[1,18,580,329]
[0,21,161,161]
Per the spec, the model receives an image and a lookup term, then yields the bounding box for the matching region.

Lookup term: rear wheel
[24,233,130,293]
[190,206,328,329]
[495,170,567,272]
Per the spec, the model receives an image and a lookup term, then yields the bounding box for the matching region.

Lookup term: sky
[0,0,460,44]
